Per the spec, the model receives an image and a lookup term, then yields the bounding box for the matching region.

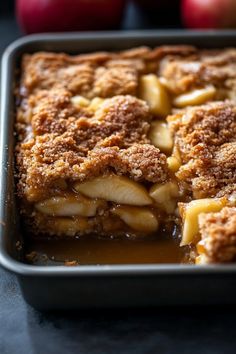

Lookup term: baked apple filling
[30,175,179,237]
[16,46,236,264]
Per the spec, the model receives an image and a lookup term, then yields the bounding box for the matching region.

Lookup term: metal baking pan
[1,31,236,310]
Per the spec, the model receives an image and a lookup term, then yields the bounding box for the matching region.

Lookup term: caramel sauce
[24,225,184,265]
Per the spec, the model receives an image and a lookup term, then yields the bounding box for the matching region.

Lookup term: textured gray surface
[1,7,236,354]
[1,267,236,354]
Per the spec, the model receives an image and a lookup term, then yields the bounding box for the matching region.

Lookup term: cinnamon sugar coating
[159,48,236,99]
[16,45,236,248]
[17,94,168,202]
[198,207,236,263]
[168,101,236,198]
[20,45,196,98]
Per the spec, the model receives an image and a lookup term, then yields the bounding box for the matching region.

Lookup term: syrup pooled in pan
[24,224,185,265]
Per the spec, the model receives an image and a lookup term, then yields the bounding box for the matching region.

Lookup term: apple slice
[139,74,171,117]
[148,121,173,153]
[167,156,181,173]
[74,176,152,206]
[112,206,159,233]
[71,95,90,108]
[89,97,105,112]
[35,194,104,217]
[179,198,226,246]
[150,181,179,213]
[173,86,216,108]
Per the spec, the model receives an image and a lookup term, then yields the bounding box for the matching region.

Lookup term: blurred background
[0,0,180,53]
[0,0,236,53]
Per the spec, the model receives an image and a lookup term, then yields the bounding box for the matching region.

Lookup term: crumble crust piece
[198,207,236,263]
[168,101,236,199]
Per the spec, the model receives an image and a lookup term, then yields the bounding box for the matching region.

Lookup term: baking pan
[1,31,236,310]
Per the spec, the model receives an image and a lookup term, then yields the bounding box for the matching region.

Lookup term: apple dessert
[16,46,236,264]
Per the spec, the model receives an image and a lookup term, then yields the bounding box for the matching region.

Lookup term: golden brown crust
[198,207,236,263]
[20,45,197,98]
[21,54,138,98]
[168,101,236,198]
[17,94,168,202]
[16,45,236,247]
[159,48,236,97]
[93,64,138,97]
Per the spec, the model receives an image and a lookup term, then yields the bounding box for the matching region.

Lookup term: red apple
[16,0,126,34]
[182,0,236,29]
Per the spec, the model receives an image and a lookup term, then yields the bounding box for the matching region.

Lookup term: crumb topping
[16,45,236,249]
[17,94,168,201]
[198,207,236,263]
[159,48,236,98]
[20,46,197,98]
[168,101,236,198]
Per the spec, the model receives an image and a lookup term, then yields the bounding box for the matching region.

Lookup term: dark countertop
[2,268,236,354]
[1,4,236,354]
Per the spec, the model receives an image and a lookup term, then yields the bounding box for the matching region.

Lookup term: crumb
[168,101,236,198]
[25,251,38,262]
[198,207,236,263]
[64,260,79,266]
[15,240,23,251]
